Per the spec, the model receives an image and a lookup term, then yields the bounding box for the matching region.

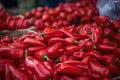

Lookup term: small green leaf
[54,58,60,63]
[87,31,92,35]
[109,42,115,45]
[118,28,120,33]
[25,50,28,58]
[73,40,78,44]
[42,54,49,60]
[92,44,96,49]
[40,32,45,37]
[48,77,52,80]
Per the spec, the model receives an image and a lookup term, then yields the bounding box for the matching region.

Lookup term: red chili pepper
[59,54,69,62]
[34,48,49,60]
[85,50,101,59]
[64,45,80,55]
[114,33,120,40]
[82,56,90,65]
[91,72,102,80]
[91,27,103,43]
[59,28,75,38]
[24,56,53,80]
[0,59,14,75]
[5,63,29,80]
[103,77,112,80]
[90,62,110,77]
[65,38,78,45]
[40,28,64,39]
[23,38,47,47]
[63,60,88,70]
[10,41,27,49]
[60,75,74,80]
[113,19,120,31]
[28,46,46,56]
[76,77,90,80]
[0,47,24,60]
[103,28,115,38]
[47,42,63,59]
[48,38,67,46]
[73,48,85,60]
[107,64,120,77]
[100,54,115,66]
[96,43,116,51]
[56,62,83,77]
[93,16,110,27]
[0,36,13,43]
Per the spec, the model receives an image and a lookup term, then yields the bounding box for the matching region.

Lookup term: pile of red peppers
[0,16,120,80]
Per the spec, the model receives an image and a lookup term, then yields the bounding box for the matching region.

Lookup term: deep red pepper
[0,59,14,75]
[41,27,64,39]
[91,27,103,43]
[0,36,13,43]
[96,43,116,51]
[5,63,29,80]
[24,56,53,80]
[28,46,46,56]
[76,77,90,80]
[23,38,47,47]
[103,28,115,38]
[60,75,74,80]
[56,62,83,77]
[65,38,78,45]
[93,16,110,27]
[47,42,63,59]
[112,19,120,31]
[0,47,24,60]
[100,54,115,66]
[90,62,110,77]
[64,45,80,55]
[73,48,85,60]
[85,50,101,59]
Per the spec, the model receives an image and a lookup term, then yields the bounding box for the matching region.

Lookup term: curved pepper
[23,38,47,47]
[0,59,14,75]
[5,63,29,80]
[0,47,24,60]
[24,56,53,80]
[90,62,110,77]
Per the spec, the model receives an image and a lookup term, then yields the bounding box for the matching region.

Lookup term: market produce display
[0,15,120,80]
[0,0,98,31]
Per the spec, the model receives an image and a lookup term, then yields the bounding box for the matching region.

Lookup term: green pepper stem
[42,54,49,60]
[40,32,45,37]
[24,50,28,58]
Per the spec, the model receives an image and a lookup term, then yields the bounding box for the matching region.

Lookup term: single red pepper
[90,62,110,77]
[59,28,75,38]
[28,46,46,56]
[48,38,67,46]
[103,28,115,38]
[107,64,120,77]
[24,56,53,80]
[64,45,80,55]
[60,75,74,80]
[112,19,120,31]
[85,50,101,59]
[23,38,47,47]
[56,62,83,77]
[47,42,63,59]
[91,27,103,43]
[40,27,64,39]
[0,59,14,75]
[96,43,116,51]
[76,77,90,80]
[93,16,110,27]
[100,54,115,66]
[65,38,78,45]
[5,63,29,80]
[73,48,85,60]
[0,36,13,43]
[0,47,24,60]
[34,48,49,60]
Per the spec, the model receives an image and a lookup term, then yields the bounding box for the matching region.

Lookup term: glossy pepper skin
[0,47,24,60]
[23,38,47,47]
[90,62,110,77]
[5,63,29,80]
[0,59,14,75]
[24,56,53,80]
[56,60,83,77]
